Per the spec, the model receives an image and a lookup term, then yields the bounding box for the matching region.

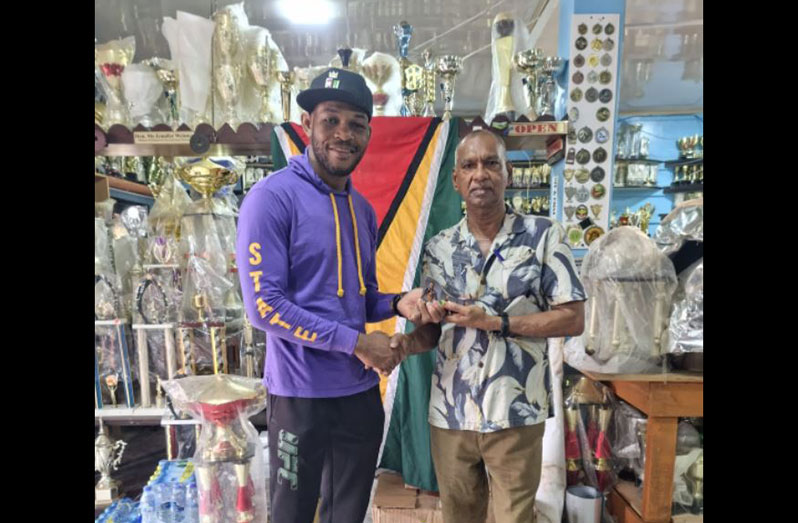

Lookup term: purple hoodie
[236,149,397,398]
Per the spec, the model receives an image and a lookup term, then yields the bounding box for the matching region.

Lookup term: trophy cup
[95,37,136,128]
[248,29,277,124]
[163,374,268,523]
[437,55,463,121]
[536,56,565,120]
[514,48,544,120]
[95,421,127,507]
[277,71,295,122]
[212,7,244,128]
[394,21,424,116]
[146,58,180,129]
[492,13,517,120]
[422,50,437,117]
[361,54,395,116]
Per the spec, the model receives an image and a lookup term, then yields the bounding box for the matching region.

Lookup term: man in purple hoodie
[236,68,421,523]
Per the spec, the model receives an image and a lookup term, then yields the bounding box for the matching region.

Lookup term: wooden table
[579,370,703,523]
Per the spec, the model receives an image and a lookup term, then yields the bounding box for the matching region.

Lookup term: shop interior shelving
[663,184,703,194]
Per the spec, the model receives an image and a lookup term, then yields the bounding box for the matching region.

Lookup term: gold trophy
[492,13,517,120]
[95,420,127,507]
[146,58,180,129]
[686,450,704,512]
[177,157,240,213]
[277,71,295,122]
[394,21,424,116]
[361,54,395,116]
[422,50,437,117]
[514,48,544,120]
[212,7,244,128]
[95,37,136,128]
[248,29,277,123]
[437,55,463,121]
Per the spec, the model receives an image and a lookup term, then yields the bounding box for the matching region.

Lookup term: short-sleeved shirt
[422,208,586,432]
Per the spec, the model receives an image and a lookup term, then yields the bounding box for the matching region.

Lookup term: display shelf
[458,117,567,160]
[579,369,703,523]
[664,158,703,168]
[95,407,167,425]
[615,157,664,165]
[614,185,664,190]
[664,184,703,194]
[506,186,550,192]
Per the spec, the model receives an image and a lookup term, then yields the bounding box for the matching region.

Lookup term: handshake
[354,287,493,376]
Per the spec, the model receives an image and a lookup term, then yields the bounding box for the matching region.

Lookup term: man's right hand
[354,332,406,376]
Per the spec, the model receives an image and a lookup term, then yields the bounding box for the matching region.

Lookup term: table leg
[641,416,678,522]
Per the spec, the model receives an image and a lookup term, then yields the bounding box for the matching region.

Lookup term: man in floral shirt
[394,130,586,523]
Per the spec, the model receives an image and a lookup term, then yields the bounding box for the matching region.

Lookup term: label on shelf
[508,121,568,136]
[133,131,194,144]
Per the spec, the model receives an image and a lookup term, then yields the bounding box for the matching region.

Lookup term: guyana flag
[272,116,462,492]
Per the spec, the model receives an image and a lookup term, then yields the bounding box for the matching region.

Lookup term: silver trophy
[437,55,463,121]
[514,48,544,120]
[535,56,565,120]
[95,421,127,506]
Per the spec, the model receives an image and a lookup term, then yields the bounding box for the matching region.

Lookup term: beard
[311,135,366,178]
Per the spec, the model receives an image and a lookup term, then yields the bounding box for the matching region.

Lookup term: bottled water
[184,481,199,522]
[170,481,186,522]
[140,486,157,523]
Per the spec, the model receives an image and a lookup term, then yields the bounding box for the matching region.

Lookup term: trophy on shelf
[163,375,268,523]
[394,21,424,116]
[334,47,362,73]
[514,48,543,120]
[95,37,136,128]
[248,29,277,124]
[361,53,395,116]
[212,7,244,128]
[437,55,463,121]
[95,420,127,507]
[277,70,295,122]
[146,58,180,129]
[492,13,517,121]
[422,49,437,117]
[536,56,565,120]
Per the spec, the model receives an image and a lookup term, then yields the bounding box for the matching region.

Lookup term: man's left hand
[443,302,499,332]
[396,288,424,319]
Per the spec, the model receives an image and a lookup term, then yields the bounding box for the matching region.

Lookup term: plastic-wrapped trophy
[514,48,544,120]
[277,70,295,122]
[491,14,517,121]
[437,55,463,121]
[95,37,136,128]
[535,56,565,120]
[394,21,424,116]
[95,420,128,507]
[421,50,437,117]
[121,63,166,128]
[177,157,242,376]
[248,28,277,124]
[568,227,678,374]
[361,53,397,116]
[146,58,181,129]
[212,5,245,128]
[163,375,268,523]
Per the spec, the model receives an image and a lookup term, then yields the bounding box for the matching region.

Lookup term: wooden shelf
[664,184,703,194]
[579,369,703,523]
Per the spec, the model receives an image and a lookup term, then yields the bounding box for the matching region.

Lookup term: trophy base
[534,114,556,122]
[95,484,120,507]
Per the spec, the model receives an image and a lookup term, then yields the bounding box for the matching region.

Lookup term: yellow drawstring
[330,194,345,297]
[347,195,367,296]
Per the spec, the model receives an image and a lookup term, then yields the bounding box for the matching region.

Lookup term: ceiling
[95,0,703,116]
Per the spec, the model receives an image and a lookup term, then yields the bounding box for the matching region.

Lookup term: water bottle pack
[141,459,199,523]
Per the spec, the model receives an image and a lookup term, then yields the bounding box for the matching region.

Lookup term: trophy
[437,55,463,121]
[177,157,240,213]
[212,7,244,128]
[95,37,136,128]
[492,13,517,120]
[146,58,180,129]
[514,48,544,120]
[163,374,268,523]
[277,71,295,122]
[394,21,424,116]
[248,29,277,123]
[422,50,437,117]
[95,421,127,506]
[536,56,565,120]
[361,53,395,116]
[686,450,704,513]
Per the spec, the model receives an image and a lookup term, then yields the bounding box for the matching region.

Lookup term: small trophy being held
[437,55,463,121]
[95,420,127,507]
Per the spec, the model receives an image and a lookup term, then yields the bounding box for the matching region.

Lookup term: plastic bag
[668,259,703,354]
[485,12,533,123]
[653,198,703,256]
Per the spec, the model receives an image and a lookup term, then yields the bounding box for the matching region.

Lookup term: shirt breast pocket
[496,246,539,300]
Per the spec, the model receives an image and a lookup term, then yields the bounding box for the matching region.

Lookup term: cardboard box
[95,174,110,202]
[372,472,495,523]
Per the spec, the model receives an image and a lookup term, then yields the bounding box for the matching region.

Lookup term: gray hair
[454,129,509,177]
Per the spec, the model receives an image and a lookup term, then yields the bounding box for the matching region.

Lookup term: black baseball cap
[296,68,374,121]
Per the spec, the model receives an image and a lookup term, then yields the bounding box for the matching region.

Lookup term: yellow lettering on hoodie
[249,243,262,265]
[294,327,318,343]
[249,271,263,292]
[256,298,273,318]
[269,312,292,330]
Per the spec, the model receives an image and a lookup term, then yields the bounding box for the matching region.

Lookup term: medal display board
[563,14,620,249]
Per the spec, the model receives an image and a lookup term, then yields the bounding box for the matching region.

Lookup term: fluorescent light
[277,0,335,25]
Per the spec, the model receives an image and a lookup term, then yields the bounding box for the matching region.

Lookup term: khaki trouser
[430,422,546,523]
